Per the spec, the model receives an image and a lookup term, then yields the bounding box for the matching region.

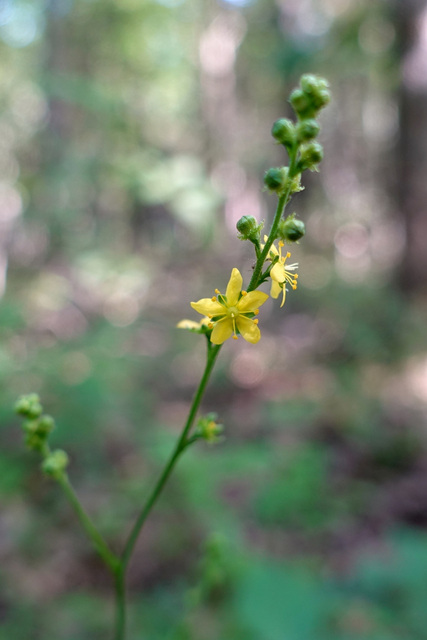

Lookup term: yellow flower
[191,268,268,345]
[263,236,298,307]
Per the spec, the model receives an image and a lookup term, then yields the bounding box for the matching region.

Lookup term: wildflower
[263,236,298,307]
[191,268,268,345]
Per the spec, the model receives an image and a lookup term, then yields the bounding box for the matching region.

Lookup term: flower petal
[237,290,269,312]
[236,316,261,344]
[225,268,243,306]
[191,298,224,317]
[270,262,286,283]
[270,280,282,299]
[211,318,233,344]
[280,286,287,308]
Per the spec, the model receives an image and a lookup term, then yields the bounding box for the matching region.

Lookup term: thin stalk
[113,566,126,640]
[121,342,221,570]
[57,474,120,573]
[248,150,298,292]
[247,193,287,291]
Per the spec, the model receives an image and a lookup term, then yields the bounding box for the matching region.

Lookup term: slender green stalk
[248,149,298,292]
[248,193,287,291]
[56,474,120,573]
[113,566,126,640]
[121,342,221,571]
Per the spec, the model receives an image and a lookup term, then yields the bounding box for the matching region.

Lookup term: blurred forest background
[1,0,427,638]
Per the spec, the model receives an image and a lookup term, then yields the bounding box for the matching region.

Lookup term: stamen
[286,251,291,258]
[231,314,238,338]
[241,290,247,296]
[254,309,259,315]
[278,241,284,247]
[211,296,216,302]
[208,322,214,329]
[233,335,239,340]
[253,319,259,325]
[215,289,220,294]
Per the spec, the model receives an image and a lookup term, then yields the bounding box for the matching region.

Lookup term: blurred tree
[394,0,427,291]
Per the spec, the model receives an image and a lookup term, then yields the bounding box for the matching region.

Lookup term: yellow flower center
[226,306,239,318]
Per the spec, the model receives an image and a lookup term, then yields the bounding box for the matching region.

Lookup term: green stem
[248,150,298,292]
[247,193,287,291]
[121,342,222,570]
[57,474,120,573]
[113,566,126,640]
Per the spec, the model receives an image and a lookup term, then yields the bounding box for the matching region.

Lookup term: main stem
[113,342,222,640]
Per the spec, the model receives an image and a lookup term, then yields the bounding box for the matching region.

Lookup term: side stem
[57,474,120,573]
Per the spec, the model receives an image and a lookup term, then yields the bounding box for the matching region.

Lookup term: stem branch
[57,474,119,573]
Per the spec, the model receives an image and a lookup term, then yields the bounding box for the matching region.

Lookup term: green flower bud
[289,89,315,119]
[271,118,296,149]
[236,215,263,243]
[297,142,324,172]
[296,119,320,142]
[37,415,55,436]
[300,75,331,111]
[300,74,329,96]
[196,414,224,444]
[15,393,43,419]
[312,89,330,110]
[42,449,69,479]
[264,167,286,192]
[278,214,306,243]
[22,419,40,434]
[290,76,331,119]
[264,167,302,195]
[25,431,46,452]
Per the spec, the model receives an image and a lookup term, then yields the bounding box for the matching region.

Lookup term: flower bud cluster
[15,393,69,479]
[264,75,330,196]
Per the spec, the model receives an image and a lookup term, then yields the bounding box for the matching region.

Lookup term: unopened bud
[297,142,324,172]
[236,215,263,243]
[290,76,331,119]
[24,431,46,452]
[42,450,69,479]
[264,167,302,195]
[37,415,55,436]
[289,89,314,119]
[15,394,43,419]
[264,167,286,192]
[300,74,329,96]
[278,215,305,243]
[296,119,320,142]
[271,118,296,149]
[300,75,331,111]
